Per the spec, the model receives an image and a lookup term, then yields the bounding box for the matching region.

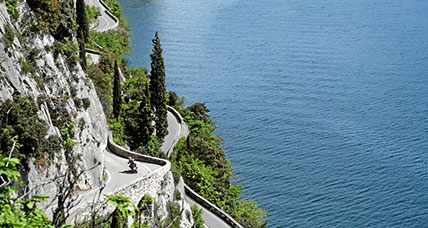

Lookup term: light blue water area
[118,0,428,226]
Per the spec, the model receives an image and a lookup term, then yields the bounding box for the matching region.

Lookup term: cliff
[0,1,194,227]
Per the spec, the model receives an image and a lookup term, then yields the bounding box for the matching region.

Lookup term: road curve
[83,0,235,225]
[85,0,118,32]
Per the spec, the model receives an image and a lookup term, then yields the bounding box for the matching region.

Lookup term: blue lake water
[118,0,428,226]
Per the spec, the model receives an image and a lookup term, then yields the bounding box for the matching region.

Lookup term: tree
[123,71,154,150]
[76,0,89,69]
[76,0,89,43]
[113,61,122,118]
[149,32,168,142]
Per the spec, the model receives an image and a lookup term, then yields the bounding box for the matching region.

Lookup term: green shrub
[108,118,126,146]
[53,39,79,63]
[82,98,91,110]
[2,24,15,50]
[5,0,19,20]
[0,154,54,227]
[0,96,48,159]
[174,189,181,201]
[103,0,121,18]
[87,61,113,116]
[19,58,33,74]
[60,122,76,152]
[191,205,204,228]
[231,200,267,228]
[27,0,75,39]
[173,103,267,227]
[89,29,129,57]
[86,5,101,24]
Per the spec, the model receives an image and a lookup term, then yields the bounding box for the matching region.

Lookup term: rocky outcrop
[0,2,195,227]
[0,1,107,207]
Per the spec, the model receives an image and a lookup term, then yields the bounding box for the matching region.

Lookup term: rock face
[0,1,106,206]
[0,2,194,226]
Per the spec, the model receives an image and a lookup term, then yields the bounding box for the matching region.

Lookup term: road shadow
[120,170,138,174]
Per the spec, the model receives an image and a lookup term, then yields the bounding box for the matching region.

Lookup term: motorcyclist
[128,157,137,173]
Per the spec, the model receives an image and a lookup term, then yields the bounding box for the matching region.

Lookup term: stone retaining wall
[184,184,243,228]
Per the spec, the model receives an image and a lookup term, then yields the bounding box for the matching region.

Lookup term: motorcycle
[128,159,138,173]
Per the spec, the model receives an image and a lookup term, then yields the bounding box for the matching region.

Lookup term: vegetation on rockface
[170,102,267,227]
[53,38,80,64]
[19,57,33,75]
[85,5,100,24]
[2,23,15,51]
[191,205,204,228]
[4,0,20,21]
[159,201,182,228]
[149,32,168,142]
[87,56,114,116]
[107,194,137,228]
[0,154,53,227]
[0,97,49,161]
[26,0,76,40]
[136,193,154,225]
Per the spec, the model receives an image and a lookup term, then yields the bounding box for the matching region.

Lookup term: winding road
[85,0,118,32]
[83,1,236,226]
[103,109,232,228]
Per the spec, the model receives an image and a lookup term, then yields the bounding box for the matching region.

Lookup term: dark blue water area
[118,0,428,226]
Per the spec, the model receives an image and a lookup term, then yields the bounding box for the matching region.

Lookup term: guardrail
[107,137,168,166]
[85,48,103,55]
[73,139,171,222]
[167,106,183,124]
[184,184,244,228]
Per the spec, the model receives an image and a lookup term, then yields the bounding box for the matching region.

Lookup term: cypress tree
[149,32,168,141]
[124,89,154,150]
[138,90,155,147]
[76,0,89,42]
[123,74,154,150]
[112,61,121,118]
[76,0,89,69]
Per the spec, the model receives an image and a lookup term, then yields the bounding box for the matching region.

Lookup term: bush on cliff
[0,96,48,160]
[0,155,53,227]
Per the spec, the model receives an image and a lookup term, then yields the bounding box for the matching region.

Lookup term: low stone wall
[167,106,183,124]
[72,139,172,222]
[184,184,243,228]
[107,138,172,199]
[85,48,103,55]
[107,137,168,166]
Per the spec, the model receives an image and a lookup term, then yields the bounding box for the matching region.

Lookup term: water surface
[118,0,428,226]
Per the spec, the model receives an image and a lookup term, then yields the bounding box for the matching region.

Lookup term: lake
[118,0,428,226]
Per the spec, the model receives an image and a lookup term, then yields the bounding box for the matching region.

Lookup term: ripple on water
[120,0,428,226]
